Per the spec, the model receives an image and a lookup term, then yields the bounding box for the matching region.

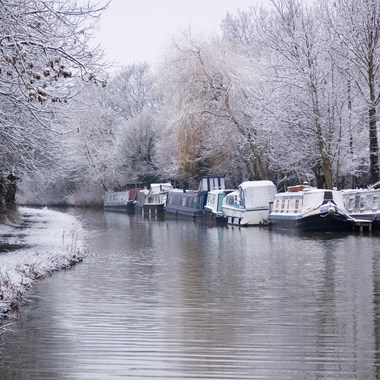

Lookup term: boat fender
[328,207,335,216]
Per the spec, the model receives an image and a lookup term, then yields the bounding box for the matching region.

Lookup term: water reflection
[0,209,380,379]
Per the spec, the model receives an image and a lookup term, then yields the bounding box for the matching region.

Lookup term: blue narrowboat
[165,176,225,218]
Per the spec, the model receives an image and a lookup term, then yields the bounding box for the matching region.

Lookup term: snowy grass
[0,207,88,326]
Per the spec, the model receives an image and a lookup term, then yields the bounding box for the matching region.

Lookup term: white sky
[94,0,264,70]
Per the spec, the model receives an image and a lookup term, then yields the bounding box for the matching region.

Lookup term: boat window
[281,199,285,213]
[360,196,366,211]
[295,199,299,213]
[373,195,379,210]
[347,196,355,212]
[207,194,215,207]
[324,191,333,201]
[354,194,360,211]
[168,194,177,205]
[217,194,224,211]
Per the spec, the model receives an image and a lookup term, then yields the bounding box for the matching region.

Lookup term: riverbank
[0,207,88,322]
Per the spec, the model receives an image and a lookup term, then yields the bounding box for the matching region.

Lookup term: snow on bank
[0,207,88,321]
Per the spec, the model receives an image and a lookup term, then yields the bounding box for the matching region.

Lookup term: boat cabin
[166,175,225,218]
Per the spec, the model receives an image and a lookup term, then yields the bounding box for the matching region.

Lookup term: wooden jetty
[353,219,372,233]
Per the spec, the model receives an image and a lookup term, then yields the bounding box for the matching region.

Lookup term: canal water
[1,208,380,379]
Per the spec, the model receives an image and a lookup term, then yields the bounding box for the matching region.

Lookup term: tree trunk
[253,148,269,180]
[367,25,379,184]
[311,87,334,189]
[0,176,6,213]
[5,174,18,210]
[368,102,379,183]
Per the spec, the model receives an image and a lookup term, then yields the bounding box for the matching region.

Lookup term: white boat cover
[238,181,277,209]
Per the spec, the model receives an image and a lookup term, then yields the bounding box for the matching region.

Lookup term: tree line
[4,0,380,209]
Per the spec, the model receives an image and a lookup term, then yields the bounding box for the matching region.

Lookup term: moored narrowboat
[136,183,173,217]
[342,188,380,229]
[104,189,138,213]
[204,188,234,224]
[222,180,277,226]
[269,185,355,232]
[166,176,225,218]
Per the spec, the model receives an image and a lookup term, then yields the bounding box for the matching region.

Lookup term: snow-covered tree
[106,63,162,186]
[157,30,271,186]
[222,0,356,189]
[323,0,380,185]
[0,0,106,210]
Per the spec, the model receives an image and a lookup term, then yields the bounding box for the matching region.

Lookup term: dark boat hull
[269,213,354,232]
[104,203,135,214]
[165,204,205,217]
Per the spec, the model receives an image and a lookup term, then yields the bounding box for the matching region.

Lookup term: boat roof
[342,188,380,194]
[150,183,173,193]
[239,180,276,190]
[208,189,227,194]
[286,184,315,192]
[225,190,239,197]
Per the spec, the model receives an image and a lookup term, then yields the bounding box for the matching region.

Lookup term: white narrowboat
[204,189,234,223]
[136,183,173,217]
[342,188,380,229]
[269,185,354,232]
[222,180,277,226]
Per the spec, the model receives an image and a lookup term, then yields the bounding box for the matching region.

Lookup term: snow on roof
[239,180,276,190]
[150,183,173,193]
[238,181,277,209]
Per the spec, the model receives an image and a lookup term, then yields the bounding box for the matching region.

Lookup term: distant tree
[106,63,161,186]
[117,109,162,185]
[106,63,157,121]
[157,31,270,185]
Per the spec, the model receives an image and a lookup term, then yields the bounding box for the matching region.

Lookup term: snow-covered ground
[0,207,88,322]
